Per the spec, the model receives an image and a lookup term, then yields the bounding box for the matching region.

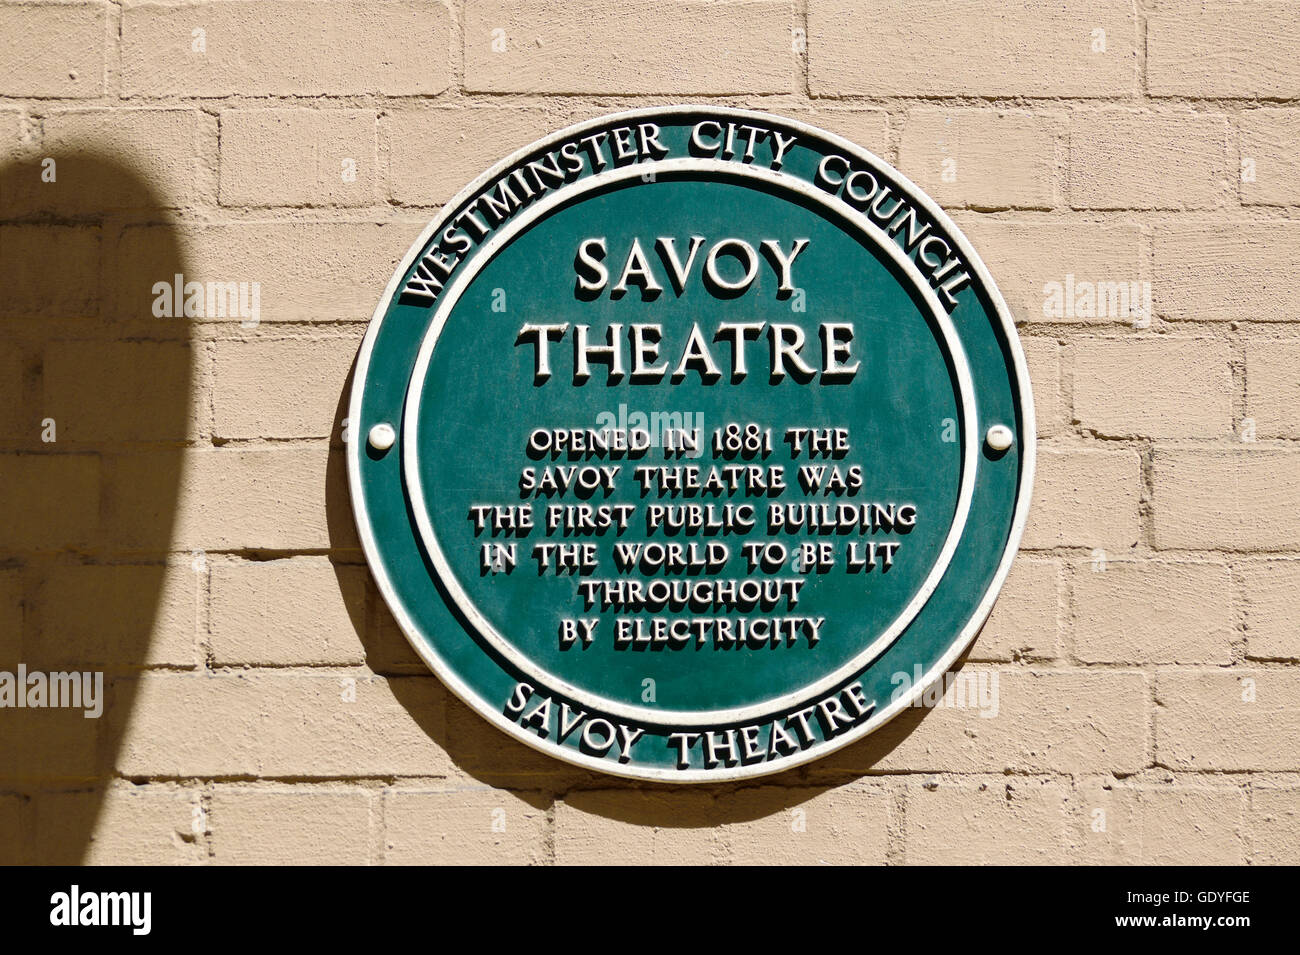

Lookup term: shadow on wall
[0,149,191,863]
[0,148,938,855]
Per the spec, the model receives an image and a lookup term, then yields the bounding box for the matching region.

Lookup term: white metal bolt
[985,424,1014,452]
[368,422,396,451]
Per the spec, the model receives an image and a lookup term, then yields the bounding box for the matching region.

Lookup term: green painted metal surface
[348,107,1034,781]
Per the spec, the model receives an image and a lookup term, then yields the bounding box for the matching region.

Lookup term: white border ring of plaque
[348,106,1036,781]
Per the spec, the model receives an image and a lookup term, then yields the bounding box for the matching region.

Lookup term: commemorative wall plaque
[348,107,1034,781]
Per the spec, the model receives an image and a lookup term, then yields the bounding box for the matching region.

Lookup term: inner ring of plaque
[401,159,978,727]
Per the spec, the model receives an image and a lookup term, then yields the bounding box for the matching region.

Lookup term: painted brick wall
[0,0,1297,865]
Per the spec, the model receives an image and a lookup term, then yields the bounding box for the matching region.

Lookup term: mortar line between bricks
[1146,662,1158,769]
[196,558,210,672]
[542,797,558,864]
[1138,438,1157,548]
[796,0,810,100]
[15,206,1300,226]
[106,1,122,103]
[9,205,1300,227]
[449,0,465,95]
[1227,557,1249,668]
[88,770,1300,789]
[1062,558,1080,667]
[371,783,384,866]
[197,782,214,860]
[1138,6,1149,101]
[17,92,1300,110]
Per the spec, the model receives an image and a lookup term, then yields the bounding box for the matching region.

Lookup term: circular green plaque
[348,107,1034,781]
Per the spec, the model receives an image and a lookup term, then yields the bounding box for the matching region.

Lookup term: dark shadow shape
[0,150,191,863]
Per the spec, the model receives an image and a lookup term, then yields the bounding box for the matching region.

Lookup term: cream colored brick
[366,598,429,675]
[780,108,890,160]
[1245,338,1300,439]
[385,106,560,207]
[720,783,890,865]
[29,563,197,669]
[1240,560,1300,661]
[211,787,372,864]
[442,693,600,787]
[1155,223,1300,322]
[115,220,423,323]
[906,778,1071,864]
[1149,4,1300,98]
[43,341,196,444]
[29,110,203,212]
[0,109,21,159]
[465,0,793,94]
[0,225,100,320]
[1250,786,1300,865]
[1074,561,1233,665]
[1022,337,1062,436]
[1068,110,1227,210]
[384,787,548,865]
[809,0,1137,97]
[36,786,204,865]
[1075,781,1246,865]
[220,109,376,208]
[1240,109,1300,206]
[0,454,100,551]
[555,790,724,864]
[118,672,450,778]
[0,569,22,665]
[0,343,32,440]
[212,338,358,440]
[210,558,365,667]
[0,794,25,865]
[1152,450,1300,551]
[827,669,1149,775]
[970,557,1061,662]
[1023,446,1141,550]
[1072,338,1232,439]
[0,700,101,780]
[1158,670,1300,771]
[952,217,1144,324]
[0,2,106,97]
[900,109,1060,209]
[107,447,335,551]
[122,0,451,97]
